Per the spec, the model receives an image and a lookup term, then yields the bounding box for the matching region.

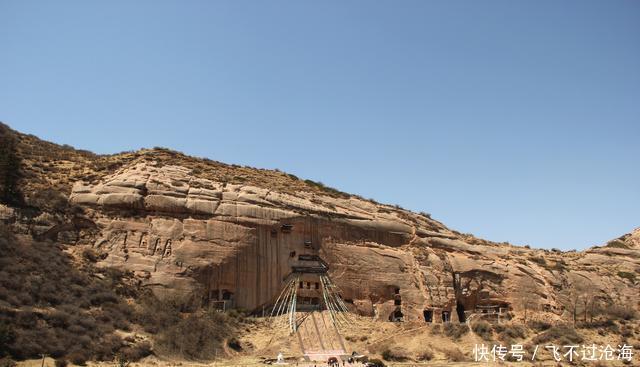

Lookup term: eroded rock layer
[44,161,637,323]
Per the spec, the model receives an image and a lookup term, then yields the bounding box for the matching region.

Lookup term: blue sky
[1,1,638,250]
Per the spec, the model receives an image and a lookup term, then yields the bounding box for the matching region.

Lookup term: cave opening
[456,302,466,323]
[442,311,450,322]
[423,309,433,323]
[222,290,233,301]
[389,309,404,322]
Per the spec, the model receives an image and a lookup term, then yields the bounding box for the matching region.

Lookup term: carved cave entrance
[423,309,433,323]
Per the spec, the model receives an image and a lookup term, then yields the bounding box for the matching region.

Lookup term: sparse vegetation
[529,256,547,266]
[606,239,629,249]
[381,347,410,362]
[617,271,637,282]
[443,323,469,340]
[0,124,24,206]
[471,320,493,340]
[416,348,434,361]
[532,324,583,346]
[605,305,637,321]
[443,348,466,362]
[0,224,139,362]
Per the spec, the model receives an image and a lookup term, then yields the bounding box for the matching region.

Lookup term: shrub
[0,323,15,357]
[54,359,68,367]
[617,271,637,282]
[417,348,434,361]
[367,358,385,367]
[429,323,441,335]
[120,341,152,362]
[0,126,24,206]
[529,319,552,331]
[606,305,637,321]
[381,347,410,361]
[0,357,16,367]
[471,320,493,340]
[533,324,583,345]
[444,323,469,340]
[156,309,237,360]
[67,349,90,366]
[500,323,527,339]
[529,256,547,266]
[82,248,98,262]
[444,348,466,362]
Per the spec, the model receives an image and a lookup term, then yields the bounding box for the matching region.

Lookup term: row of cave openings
[388,285,468,324]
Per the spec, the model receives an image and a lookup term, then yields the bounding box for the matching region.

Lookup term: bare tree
[515,275,540,323]
[562,275,593,326]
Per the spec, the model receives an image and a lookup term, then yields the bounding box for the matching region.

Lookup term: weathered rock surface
[62,161,640,323]
[2,123,637,325]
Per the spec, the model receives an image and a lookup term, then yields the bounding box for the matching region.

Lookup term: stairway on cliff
[296,310,348,362]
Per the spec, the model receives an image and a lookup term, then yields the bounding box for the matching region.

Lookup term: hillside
[0,122,638,366]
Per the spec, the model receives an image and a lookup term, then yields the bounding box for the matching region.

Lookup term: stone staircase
[296,310,347,362]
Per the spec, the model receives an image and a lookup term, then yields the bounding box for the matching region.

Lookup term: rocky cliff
[1,122,638,328]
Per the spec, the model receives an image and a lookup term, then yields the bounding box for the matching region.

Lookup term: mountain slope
[0,122,638,364]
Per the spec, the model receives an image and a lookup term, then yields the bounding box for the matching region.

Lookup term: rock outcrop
[2,122,638,326]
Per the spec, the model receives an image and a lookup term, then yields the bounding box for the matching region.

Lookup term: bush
[67,349,90,366]
[606,305,637,321]
[156,309,237,360]
[429,323,441,335]
[533,324,583,345]
[617,271,637,282]
[417,348,434,361]
[471,320,493,340]
[444,348,466,362]
[444,323,469,340]
[0,125,24,206]
[367,358,385,367]
[0,357,16,367]
[529,319,552,331]
[82,248,98,262]
[120,341,152,362]
[381,347,410,362]
[499,323,527,339]
[0,323,15,357]
[529,256,547,266]
[54,359,68,367]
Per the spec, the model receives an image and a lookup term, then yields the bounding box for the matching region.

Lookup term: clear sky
[1,1,638,250]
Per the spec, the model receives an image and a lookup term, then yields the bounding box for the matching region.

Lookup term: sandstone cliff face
[53,160,636,324]
[2,123,638,326]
